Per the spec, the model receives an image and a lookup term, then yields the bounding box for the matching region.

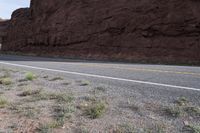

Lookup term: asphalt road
[0,54,200,104]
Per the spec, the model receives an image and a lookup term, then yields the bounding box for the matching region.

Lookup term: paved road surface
[0,54,200,104]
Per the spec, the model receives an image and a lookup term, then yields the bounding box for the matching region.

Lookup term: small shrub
[25,72,36,81]
[175,97,188,106]
[0,97,8,108]
[0,78,12,85]
[85,101,106,119]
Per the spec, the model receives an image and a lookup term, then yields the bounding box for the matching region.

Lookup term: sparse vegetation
[164,106,182,118]
[0,77,12,85]
[31,91,74,103]
[17,83,28,86]
[175,97,188,106]
[37,123,54,133]
[53,104,75,127]
[115,124,135,133]
[19,88,41,97]
[93,86,106,94]
[49,77,63,81]
[55,93,74,103]
[85,101,106,119]
[183,125,200,133]
[43,75,49,79]
[62,82,70,86]
[0,96,8,108]
[22,106,40,118]
[79,127,90,133]
[0,69,11,78]
[25,72,36,81]
[184,106,200,117]
[0,67,199,132]
[9,104,40,118]
[144,123,167,133]
[18,79,28,82]
[79,80,90,86]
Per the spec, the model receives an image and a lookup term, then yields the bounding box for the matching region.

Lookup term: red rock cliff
[0,20,9,44]
[2,0,200,64]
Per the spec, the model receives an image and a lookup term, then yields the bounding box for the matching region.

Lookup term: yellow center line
[66,63,200,77]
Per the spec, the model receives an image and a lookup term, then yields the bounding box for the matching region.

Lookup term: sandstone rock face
[2,0,200,64]
[0,20,9,44]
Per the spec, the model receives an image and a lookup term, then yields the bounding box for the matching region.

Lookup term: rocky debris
[1,0,200,64]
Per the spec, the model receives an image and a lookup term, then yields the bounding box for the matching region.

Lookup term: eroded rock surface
[0,20,9,44]
[1,0,200,64]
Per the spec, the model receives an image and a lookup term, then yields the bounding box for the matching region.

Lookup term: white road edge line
[0,61,199,92]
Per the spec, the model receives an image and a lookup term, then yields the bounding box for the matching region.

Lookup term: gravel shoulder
[0,66,199,133]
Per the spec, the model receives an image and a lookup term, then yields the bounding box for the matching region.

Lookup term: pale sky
[0,0,30,19]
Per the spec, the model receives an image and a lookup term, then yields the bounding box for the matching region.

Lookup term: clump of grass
[184,106,200,117]
[79,80,90,86]
[37,123,53,133]
[95,86,106,92]
[115,124,135,133]
[25,72,36,81]
[62,82,71,86]
[79,126,90,133]
[43,75,49,79]
[0,96,8,108]
[0,69,11,78]
[175,97,188,106]
[53,104,75,127]
[82,96,96,102]
[183,125,200,133]
[164,106,182,118]
[85,101,106,119]
[144,123,166,133]
[19,88,41,97]
[23,107,40,118]
[37,120,69,133]
[25,91,74,104]
[55,93,74,103]
[17,83,28,87]
[0,77,12,85]
[18,79,28,82]
[9,104,40,118]
[29,91,52,101]
[49,77,63,81]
